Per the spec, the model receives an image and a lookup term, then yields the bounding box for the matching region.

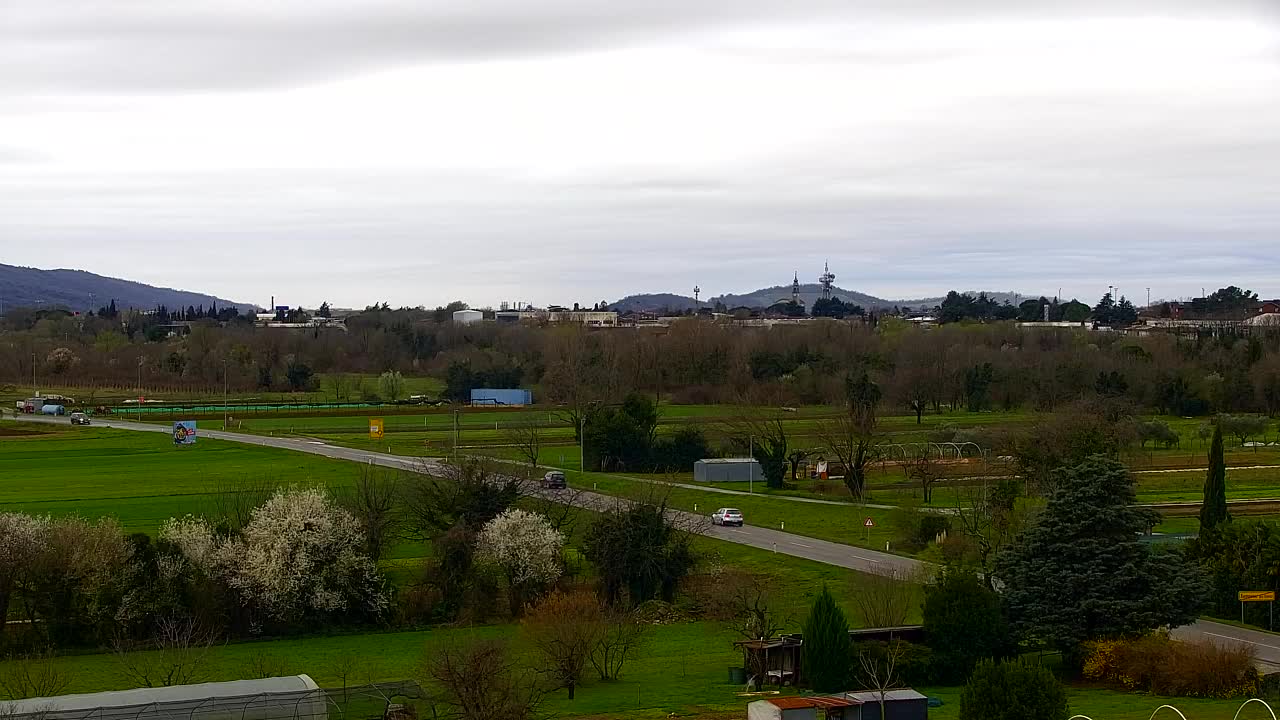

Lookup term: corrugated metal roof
[841,689,928,703]
[696,457,759,464]
[767,696,859,709]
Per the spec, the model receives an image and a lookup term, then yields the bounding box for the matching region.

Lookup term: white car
[711,508,744,527]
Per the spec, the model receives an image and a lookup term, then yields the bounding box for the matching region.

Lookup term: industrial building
[470,388,532,406]
[693,457,764,483]
[452,309,484,324]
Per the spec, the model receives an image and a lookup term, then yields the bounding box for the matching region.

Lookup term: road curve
[5,415,923,578]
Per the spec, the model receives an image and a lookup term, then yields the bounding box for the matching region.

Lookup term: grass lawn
[0,426,361,535]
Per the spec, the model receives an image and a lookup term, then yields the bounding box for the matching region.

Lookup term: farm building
[452,309,484,324]
[838,689,929,720]
[746,690,929,720]
[0,675,329,720]
[470,388,532,406]
[693,457,764,483]
[747,696,859,720]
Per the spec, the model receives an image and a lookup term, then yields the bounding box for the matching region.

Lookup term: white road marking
[1203,632,1280,654]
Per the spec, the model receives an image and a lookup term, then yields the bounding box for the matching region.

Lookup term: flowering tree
[476,509,563,616]
[0,513,49,644]
[163,490,387,623]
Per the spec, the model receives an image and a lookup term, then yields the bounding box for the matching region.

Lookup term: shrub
[1083,632,1258,698]
[960,658,1068,720]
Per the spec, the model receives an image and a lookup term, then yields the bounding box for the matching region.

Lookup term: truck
[18,398,43,413]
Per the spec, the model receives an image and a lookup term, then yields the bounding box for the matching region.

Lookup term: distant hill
[0,263,255,314]
[712,284,892,310]
[611,285,1031,313]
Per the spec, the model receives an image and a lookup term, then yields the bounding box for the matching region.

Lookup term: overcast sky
[2,0,1278,309]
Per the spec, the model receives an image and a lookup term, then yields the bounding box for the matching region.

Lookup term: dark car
[541,471,567,489]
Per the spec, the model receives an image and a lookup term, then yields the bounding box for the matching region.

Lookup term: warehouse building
[452,309,484,325]
[470,388,532,406]
[693,457,764,483]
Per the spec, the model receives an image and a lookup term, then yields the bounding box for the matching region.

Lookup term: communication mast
[819,261,836,300]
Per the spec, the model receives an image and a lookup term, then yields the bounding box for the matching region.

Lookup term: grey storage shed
[693,457,764,483]
[839,689,929,720]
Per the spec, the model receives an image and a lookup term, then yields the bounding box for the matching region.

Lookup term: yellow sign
[369,418,384,439]
[1238,591,1275,602]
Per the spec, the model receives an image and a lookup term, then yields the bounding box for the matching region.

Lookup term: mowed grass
[0,425,362,536]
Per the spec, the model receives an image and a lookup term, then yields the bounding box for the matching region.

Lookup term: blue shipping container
[470,388,532,406]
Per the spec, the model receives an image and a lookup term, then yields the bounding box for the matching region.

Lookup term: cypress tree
[1200,423,1230,530]
[801,584,852,692]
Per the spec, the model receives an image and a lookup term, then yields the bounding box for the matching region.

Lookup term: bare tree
[904,451,951,505]
[339,466,402,561]
[590,608,649,681]
[786,448,813,483]
[857,640,906,720]
[851,571,918,629]
[523,591,603,699]
[815,414,878,501]
[244,650,290,679]
[423,637,543,720]
[330,373,352,402]
[208,475,280,532]
[952,479,1028,587]
[503,417,543,477]
[324,651,366,704]
[0,650,68,700]
[113,616,218,688]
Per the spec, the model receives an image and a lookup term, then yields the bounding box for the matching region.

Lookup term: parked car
[541,471,567,489]
[70,412,90,426]
[712,508,745,527]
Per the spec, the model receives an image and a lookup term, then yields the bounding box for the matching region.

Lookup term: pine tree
[801,584,852,692]
[997,455,1206,660]
[1200,424,1230,530]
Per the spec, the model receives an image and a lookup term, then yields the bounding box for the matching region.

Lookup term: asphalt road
[5,414,923,578]
[1173,619,1280,671]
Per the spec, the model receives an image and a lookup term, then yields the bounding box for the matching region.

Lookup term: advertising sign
[369,418,385,439]
[172,420,197,445]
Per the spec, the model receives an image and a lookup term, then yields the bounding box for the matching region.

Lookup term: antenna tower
[819,261,836,300]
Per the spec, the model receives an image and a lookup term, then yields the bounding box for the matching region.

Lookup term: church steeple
[792,272,801,304]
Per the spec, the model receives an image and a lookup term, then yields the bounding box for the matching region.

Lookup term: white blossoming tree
[476,509,564,616]
[163,490,387,623]
[0,513,49,644]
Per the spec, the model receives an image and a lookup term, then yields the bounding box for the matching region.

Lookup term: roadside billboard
[172,420,197,445]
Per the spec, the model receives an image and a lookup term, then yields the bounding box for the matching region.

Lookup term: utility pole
[31,351,36,395]
[749,435,754,494]
[452,410,460,462]
[580,415,586,479]
[223,359,229,429]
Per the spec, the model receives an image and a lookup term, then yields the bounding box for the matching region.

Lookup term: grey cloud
[4,0,1277,92]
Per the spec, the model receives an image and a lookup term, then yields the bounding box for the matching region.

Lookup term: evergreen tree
[1200,424,1230,530]
[923,571,1013,684]
[801,585,852,692]
[996,455,1206,660]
